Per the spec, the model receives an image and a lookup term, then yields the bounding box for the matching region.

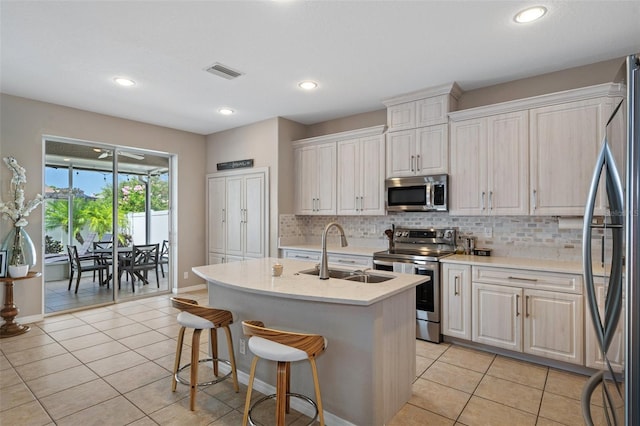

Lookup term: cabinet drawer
[282,250,321,262]
[328,253,372,268]
[472,266,582,294]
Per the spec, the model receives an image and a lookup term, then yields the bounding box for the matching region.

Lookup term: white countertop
[440,254,598,275]
[192,257,427,306]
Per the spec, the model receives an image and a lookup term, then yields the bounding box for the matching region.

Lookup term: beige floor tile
[104,361,170,394]
[544,368,589,400]
[146,314,179,328]
[239,395,304,426]
[90,316,136,331]
[27,364,98,398]
[438,345,495,374]
[3,342,67,366]
[71,340,128,363]
[534,417,565,426]
[124,376,189,414]
[423,361,484,393]
[0,400,53,426]
[486,355,548,389]
[58,332,113,352]
[458,396,537,426]
[201,379,247,410]
[416,340,450,359]
[0,353,12,370]
[155,324,183,339]
[39,378,119,420]
[72,310,123,324]
[127,309,168,322]
[409,377,471,420]
[415,355,434,378]
[102,322,152,340]
[127,417,161,426]
[0,366,23,388]
[474,375,543,414]
[157,306,181,315]
[55,395,145,426]
[15,353,82,382]
[47,324,99,341]
[538,391,585,425]
[0,381,36,411]
[110,303,156,316]
[135,338,178,360]
[208,409,246,426]
[86,349,149,377]
[118,330,168,349]
[38,318,87,333]
[149,391,235,425]
[36,313,76,324]
[0,333,56,354]
[388,403,454,426]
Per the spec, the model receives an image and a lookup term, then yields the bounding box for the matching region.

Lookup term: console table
[0,271,40,338]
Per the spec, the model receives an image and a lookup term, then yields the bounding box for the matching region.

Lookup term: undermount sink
[298,268,394,283]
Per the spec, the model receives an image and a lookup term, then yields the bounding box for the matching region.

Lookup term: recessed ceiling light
[298,80,318,90]
[114,77,136,87]
[218,108,235,115]
[514,6,547,23]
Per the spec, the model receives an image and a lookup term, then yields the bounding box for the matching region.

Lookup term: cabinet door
[416,95,449,126]
[208,252,225,265]
[416,124,448,175]
[225,176,244,257]
[295,146,317,214]
[337,138,360,215]
[359,135,385,215]
[472,283,522,352]
[442,264,471,340]
[523,289,583,364]
[530,98,608,215]
[207,177,226,254]
[316,143,337,214]
[387,102,415,131]
[585,281,625,371]
[487,111,529,215]
[244,173,266,258]
[450,119,487,215]
[386,130,416,178]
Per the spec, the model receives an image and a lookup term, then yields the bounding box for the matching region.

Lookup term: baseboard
[14,313,44,326]
[213,362,355,426]
[172,283,206,294]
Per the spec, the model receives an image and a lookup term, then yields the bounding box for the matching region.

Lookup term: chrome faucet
[319,222,348,280]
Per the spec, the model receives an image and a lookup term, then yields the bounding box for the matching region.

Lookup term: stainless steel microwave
[385,174,448,212]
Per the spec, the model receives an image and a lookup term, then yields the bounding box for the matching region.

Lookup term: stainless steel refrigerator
[582,54,640,426]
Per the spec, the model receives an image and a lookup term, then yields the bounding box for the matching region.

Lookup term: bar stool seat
[242,321,327,426]
[170,297,239,411]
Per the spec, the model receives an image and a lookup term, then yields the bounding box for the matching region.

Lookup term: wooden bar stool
[170,297,239,410]
[241,320,327,426]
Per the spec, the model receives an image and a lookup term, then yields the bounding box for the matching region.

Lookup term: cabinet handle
[338,259,356,264]
[525,295,530,317]
[489,191,493,211]
[532,189,537,211]
[417,154,421,172]
[481,192,486,210]
[316,198,320,212]
[295,255,311,259]
[410,155,415,172]
[454,276,459,295]
[359,196,364,211]
[222,208,225,223]
[515,294,520,317]
[507,276,538,282]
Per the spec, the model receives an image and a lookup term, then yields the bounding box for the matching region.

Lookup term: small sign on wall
[216,159,254,171]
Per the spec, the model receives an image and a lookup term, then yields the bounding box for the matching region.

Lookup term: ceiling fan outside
[96,149,144,161]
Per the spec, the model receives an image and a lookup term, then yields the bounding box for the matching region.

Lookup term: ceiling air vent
[205,63,244,80]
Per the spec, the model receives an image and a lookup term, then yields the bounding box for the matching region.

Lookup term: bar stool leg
[190,328,202,411]
[309,358,325,426]
[172,326,186,392]
[223,325,240,392]
[210,327,218,376]
[243,356,259,426]
[275,361,289,426]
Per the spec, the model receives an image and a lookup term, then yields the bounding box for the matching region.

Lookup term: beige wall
[276,118,307,215]
[306,109,386,138]
[0,94,207,318]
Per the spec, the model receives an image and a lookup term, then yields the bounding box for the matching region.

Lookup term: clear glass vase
[1,226,36,268]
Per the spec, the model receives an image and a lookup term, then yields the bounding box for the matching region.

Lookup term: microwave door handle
[426,183,432,207]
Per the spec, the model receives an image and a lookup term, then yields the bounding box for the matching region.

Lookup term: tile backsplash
[279,213,590,262]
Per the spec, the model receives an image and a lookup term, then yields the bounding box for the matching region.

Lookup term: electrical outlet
[183,271,188,280]
[484,227,493,238]
[239,338,246,355]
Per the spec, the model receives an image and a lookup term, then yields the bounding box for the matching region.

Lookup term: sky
[45,167,113,197]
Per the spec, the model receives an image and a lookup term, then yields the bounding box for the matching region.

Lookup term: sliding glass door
[44,138,173,313]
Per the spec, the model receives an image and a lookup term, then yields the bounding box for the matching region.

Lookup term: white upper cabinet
[337,135,385,215]
[386,124,449,177]
[294,125,386,216]
[386,103,415,132]
[450,111,528,215]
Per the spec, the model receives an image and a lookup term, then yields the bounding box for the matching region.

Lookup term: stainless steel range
[373,227,457,343]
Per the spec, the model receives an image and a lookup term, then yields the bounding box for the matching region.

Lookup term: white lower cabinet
[442,264,472,340]
[437,265,585,366]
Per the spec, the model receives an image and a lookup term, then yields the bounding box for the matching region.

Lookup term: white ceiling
[1,1,639,135]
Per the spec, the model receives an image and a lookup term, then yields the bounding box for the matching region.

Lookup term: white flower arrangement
[0,157,43,227]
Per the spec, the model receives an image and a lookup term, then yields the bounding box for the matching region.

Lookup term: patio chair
[159,240,169,277]
[118,243,160,293]
[67,245,109,294]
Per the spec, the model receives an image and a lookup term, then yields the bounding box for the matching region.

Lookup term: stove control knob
[395,231,402,237]
[402,231,409,237]
[444,230,453,239]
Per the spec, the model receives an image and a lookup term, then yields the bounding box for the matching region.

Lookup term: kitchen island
[192,257,428,426]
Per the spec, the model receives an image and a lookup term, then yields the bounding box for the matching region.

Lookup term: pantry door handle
[515,294,520,317]
[525,295,530,317]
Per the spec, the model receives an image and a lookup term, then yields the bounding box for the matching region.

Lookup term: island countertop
[192,257,428,306]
